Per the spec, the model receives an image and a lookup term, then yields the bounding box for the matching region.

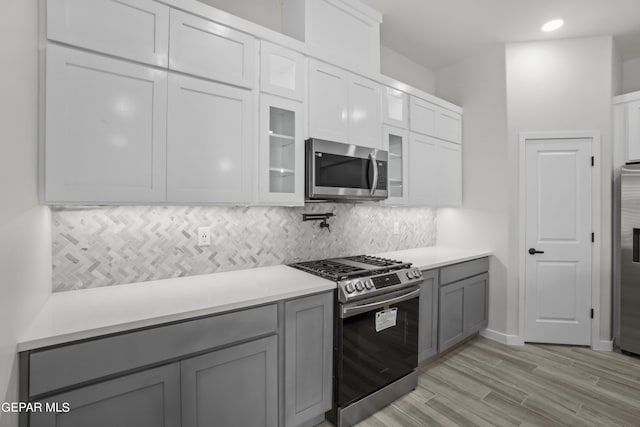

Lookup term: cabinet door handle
[528,248,545,255]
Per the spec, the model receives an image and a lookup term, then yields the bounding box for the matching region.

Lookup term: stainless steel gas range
[290,255,424,426]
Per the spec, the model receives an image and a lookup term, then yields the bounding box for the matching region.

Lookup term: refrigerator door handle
[634,228,639,263]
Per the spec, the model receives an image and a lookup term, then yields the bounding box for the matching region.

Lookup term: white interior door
[524,138,592,345]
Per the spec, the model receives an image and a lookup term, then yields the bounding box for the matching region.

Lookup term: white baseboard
[480,328,524,346]
[592,340,613,351]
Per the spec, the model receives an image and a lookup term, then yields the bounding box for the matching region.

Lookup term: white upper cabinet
[282,0,381,75]
[308,60,381,148]
[44,45,167,203]
[383,87,408,129]
[258,94,304,206]
[410,96,462,144]
[438,109,463,144]
[409,96,437,137]
[437,141,462,206]
[408,133,461,207]
[349,74,382,149]
[308,60,350,143]
[408,133,439,206]
[169,9,255,88]
[46,0,169,67]
[260,41,305,101]
[627,100,640,162]
[167,75,253,204]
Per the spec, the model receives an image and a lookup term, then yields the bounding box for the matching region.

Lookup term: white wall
[622,57,640,94]
[381,45,435,94]
[435,46,511,336]
[505,36,614,341]
[0,1,52,425]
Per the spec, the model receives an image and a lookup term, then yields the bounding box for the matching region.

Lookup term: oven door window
[337,297,418,406]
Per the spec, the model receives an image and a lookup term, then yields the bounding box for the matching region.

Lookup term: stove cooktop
[289,255,411,281]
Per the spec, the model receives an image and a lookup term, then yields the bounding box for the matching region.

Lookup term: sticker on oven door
[375,308,398,332]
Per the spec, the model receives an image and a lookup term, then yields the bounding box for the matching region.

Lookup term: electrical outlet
[197,226,211,246]
[393,222,400,235]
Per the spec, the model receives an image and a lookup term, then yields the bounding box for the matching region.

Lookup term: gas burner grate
[289,259,365,281]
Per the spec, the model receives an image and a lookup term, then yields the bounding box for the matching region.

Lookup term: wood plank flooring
[317,336,640,426]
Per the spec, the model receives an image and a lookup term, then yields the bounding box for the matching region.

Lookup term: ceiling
[359,0,640,70]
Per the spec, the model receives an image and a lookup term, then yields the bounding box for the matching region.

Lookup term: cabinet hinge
[591,232,595,243]
[591,308,594,319]
[591,156,594,167]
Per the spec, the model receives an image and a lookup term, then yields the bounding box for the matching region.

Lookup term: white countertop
[18,265,334,351]
[18,247,490,352]
[375,247,492,271]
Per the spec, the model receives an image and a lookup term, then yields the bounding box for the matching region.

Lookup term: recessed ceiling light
[542,19,564,32]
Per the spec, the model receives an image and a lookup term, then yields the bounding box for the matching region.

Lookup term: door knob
[528,248,545,255]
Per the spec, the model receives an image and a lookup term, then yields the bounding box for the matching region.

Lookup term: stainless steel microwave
[305,138,388,202]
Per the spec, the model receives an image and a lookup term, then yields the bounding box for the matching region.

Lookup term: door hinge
[591,156,594,166]
[591,308,594,319]
[591,232,595,243]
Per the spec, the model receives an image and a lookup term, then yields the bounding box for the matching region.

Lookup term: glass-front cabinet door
[258,93,304,205]
[383,125,409,206]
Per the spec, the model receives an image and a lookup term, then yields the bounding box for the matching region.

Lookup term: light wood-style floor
[318,336,640,426]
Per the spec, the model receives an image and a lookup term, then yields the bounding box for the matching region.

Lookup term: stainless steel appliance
[306,138,388,202]
[290,255,423,426]
[620,164,640,355]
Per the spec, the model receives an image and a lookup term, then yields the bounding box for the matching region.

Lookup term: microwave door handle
[369,153,378,195]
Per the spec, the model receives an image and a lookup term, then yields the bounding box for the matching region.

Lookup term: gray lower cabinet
[30,363,181,427]
[438,271,489,353]
[284,292,333,427]
[418,269,439,363]
[181,335,278,427]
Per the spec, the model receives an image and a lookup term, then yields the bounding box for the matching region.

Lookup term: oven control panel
[338,268,423,302]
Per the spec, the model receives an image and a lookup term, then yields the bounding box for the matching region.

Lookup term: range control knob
[345,283,355,294]
[355,281,364,292]
[416,270,422,277]
[364,279,374,290]
[406,271,414,279]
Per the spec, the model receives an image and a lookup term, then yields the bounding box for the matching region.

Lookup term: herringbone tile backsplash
[52,204,437,292]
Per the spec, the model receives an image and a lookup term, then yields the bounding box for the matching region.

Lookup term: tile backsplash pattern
[52,204,437,292]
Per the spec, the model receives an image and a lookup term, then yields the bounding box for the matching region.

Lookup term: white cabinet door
[408,133,438,206]
[258,94,304,205]
[437,141,462,206]
[308,60,349,142]
[438,109,462,144]
[167,75,253,204]
[45,45,167,203]
[627,101,640,162]
[383,86,408,129]
[260,41,305,101]
[169,9,255,88]
[383,125,409,206]
[47,0,169,67]
[409,96,437,137]
[348,75,382,149]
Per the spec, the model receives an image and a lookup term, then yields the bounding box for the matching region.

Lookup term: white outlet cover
[197,226,211,246]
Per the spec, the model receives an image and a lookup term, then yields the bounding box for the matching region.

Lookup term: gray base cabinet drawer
[418,269,439,363]
[30,363,180,427]
[181,335,278,427]
[29,304,277,396]
[440,257,489,286]
[438,272,489,353]
[284,292,333,427]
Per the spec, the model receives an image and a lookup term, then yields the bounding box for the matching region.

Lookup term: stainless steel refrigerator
[620,164,640,355]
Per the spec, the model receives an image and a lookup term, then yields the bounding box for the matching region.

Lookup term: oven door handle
[341,287,420,318]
